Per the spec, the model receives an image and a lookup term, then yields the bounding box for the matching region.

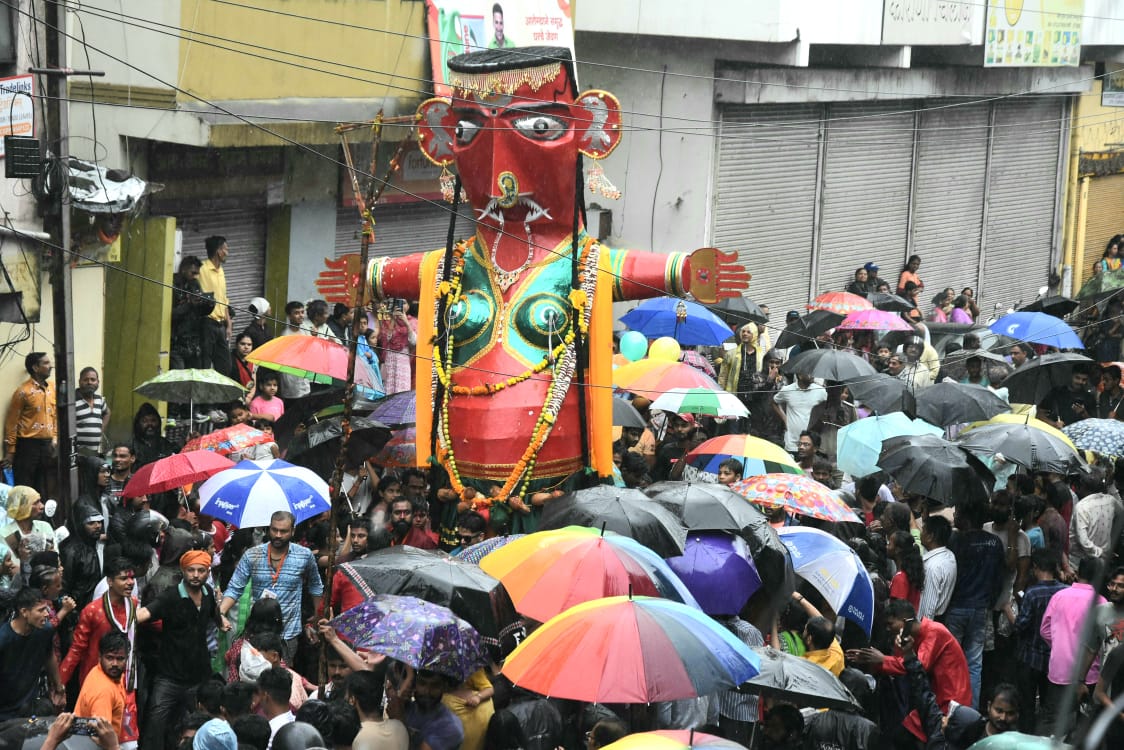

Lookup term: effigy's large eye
[455,119,482,145]
[513,114,566,141]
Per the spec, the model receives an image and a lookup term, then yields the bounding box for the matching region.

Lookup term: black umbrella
[272,387,380,448]
[999,352,1093,405]
[781,349,877,381]
[739,646,860,711]
[862,291,916,312]
[878,434,994,506]
[337,546,519,641]
[285,415,392,475]
[843,373,916,417]
[644,480,795,613]
[1020,295,1079,318]
[709,296,769,326]
[915,382,1010,427]
[612,397,647,428]
[775,310,844,350]
[957,423,1083,474]
[940,349,1013,384]
[539,485,688,557]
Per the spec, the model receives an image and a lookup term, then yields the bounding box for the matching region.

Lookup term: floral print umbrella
[331,594,488,681]
[729,474,860,524]
[806,291,873,316]
[1063,418,1124,457]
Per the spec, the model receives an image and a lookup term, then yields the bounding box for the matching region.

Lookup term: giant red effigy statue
[366,47,746,534]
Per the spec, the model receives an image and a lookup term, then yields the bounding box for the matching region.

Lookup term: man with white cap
[241,297,274,351]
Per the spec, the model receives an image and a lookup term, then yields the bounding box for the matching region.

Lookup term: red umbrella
[246,336,385,396]
[807,292,874,316]
[122,451,235,498]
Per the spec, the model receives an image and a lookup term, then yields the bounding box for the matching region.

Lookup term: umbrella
[807,291,874,315]
[681,434,803,482]
[330,594,487,681]
[956,422,1083,474]
[940,349,1014,385]
[964,412,1077,449]
[613,359,723,397]
[134,368,246,416]
[539,485,688,557]
[479,526,699,622]
[501,595,760,702]
[862,291,915,312]
[369,390,417,426]
[878,434,994,506]
[963,732,1055,749]
[835,413,943,478]
[775,310,845,350]
[604,730,748,750]
[651,387,748,418]
[780,349,878,381]
[246,336,385,396]
[1076,267,1124,299]
[665,533,761,616]
[777,526,875,635]
[451,534,525,565]
[645,481,795,614]
[285,415,391,467]
[915,382,1010,427]
[182,423,273,456]
[122,451,235,498]
[741,645,861,711]
[1063,418,1124,457]
[1000,352,1093,405]
[988,312,1084,350]
[1020,295,1079,318]
[708,296,768,326]
[836,309,914,332]
[619,298,734,346]
[729,474,861,524]
[198,458,332,526]
[612,397,647,428]
[843,373,916,417]
[271,387,381,446]
[679,350,717,378]
[373,427,416,469]
[337,546,518,641]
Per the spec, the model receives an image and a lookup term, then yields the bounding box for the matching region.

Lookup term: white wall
[65,1,182,90]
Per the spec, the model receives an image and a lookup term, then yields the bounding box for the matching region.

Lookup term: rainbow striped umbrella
[729,474,860,524]
[651,387,748,418]
[612,359,722,398]
[683,434,802,482]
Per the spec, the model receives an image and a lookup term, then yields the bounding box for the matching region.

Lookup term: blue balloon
[620,331,648,362]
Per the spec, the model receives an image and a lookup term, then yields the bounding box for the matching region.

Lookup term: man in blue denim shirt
[944,500,1005,710]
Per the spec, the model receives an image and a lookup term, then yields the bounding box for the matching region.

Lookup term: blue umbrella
[777,527,874,636]
[835,414,942,479]
[988,311,1084,349]
[666,532,762,616]
[1063,418,1124,457]
[198,458,331,527]
[619,298,734,345]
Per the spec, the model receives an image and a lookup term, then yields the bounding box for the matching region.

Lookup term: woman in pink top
[888,530,924,611]
[249,371,285,423]
[897,255,923,296]
[950,295,974,324]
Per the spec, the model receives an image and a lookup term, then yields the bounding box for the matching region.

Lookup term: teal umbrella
[967,732,1057,749]
[836,413,942,479]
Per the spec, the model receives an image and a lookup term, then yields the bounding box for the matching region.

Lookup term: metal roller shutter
[175,206,267,324]
[1078,174,1124,290]
[713,104,822,319]
[980,97,1064,312]
[816,103,914,294]
[910,102,990,309]
[335,201,475,260]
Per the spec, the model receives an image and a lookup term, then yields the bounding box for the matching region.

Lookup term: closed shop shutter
[175,206,267,325]
[816,103,914,295]
[910,102,991,309]
[980,97,1064,312]
[713,104,822,318]
[1078,173,1124,290]
[335,201,475,260]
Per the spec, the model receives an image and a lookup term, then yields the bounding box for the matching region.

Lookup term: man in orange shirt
[74,632,129,745]
[3,352,57,494]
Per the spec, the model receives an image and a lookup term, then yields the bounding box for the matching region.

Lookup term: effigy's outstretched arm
[607,247,749,303]
[366,253,428,302]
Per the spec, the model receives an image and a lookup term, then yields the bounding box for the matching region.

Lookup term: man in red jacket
[848,598,972,742]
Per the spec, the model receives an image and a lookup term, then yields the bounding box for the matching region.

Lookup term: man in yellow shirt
[3,352,56,494]
[791,591,845,676]
[197,236,231,376]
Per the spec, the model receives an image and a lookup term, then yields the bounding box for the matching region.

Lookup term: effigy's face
[416,62,621,231]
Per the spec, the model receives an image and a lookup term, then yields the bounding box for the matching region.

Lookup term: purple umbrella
[370,390,417,426]
[666,532,762,616]
[331,593,488,681]
[452,534,526,565]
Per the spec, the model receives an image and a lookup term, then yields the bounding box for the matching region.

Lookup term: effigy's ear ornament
[574,90,623,199]
[415,98,457,168]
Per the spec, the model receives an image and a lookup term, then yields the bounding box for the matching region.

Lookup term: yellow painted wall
[177,0,428,104]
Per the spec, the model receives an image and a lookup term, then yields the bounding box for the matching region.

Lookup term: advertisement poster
[425,0,576,97]
[883,1,981,46]
[1103,67,1124,106]
[0,75,34,158]
[984,0,1084,67]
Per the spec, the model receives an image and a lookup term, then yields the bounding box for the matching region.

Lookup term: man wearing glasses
[452,512,487,555]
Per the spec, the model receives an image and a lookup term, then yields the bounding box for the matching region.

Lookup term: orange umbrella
[612,359,721,398]
[807,291,873,315]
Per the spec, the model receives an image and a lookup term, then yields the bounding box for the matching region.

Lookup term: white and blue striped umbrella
[777,526,874,636]
[199,459,330,527]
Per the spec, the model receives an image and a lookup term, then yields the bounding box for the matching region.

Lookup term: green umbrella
[1076,267,1124,299]
[967,731,1060,749]
[134,368,246,415]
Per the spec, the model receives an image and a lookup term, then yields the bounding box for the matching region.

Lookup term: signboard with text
[0,75,34,158]
[985,0,1084,67]
[883,1,981,46]
[425,0,576,98]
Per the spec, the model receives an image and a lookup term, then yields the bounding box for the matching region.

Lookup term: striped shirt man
[222,537,323,640]
[75,391,109,453]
